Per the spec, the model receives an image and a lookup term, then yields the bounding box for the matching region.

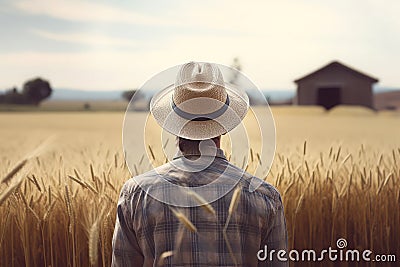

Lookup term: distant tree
[122,90,136,101]
[264,94,271,103]
[122,89,143,101]
[231,57,242,71]
[230,58,268,106]
[122,89,151,111]
[229,57,242,84]
[84,102,91,110]
[22,78,52,105]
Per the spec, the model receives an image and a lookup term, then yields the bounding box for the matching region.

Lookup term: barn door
[317,87,341,109]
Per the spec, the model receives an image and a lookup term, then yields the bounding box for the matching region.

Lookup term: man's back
[112,149,287,266]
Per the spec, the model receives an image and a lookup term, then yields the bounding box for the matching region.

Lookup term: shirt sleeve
[111,182,144,267]
[259,192,289,267]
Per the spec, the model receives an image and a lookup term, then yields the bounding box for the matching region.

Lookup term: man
[112,62,288,266]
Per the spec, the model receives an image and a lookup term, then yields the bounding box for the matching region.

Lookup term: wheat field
[0,107,399,266]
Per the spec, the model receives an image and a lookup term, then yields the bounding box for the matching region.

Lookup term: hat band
[171,95,230,121]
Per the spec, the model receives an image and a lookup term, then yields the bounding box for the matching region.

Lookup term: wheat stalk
[89,221,99,266]
[158,251,174,266]
[169,207,197,233]
[64,185,74,234]
[1,159,27,184]
[0,170,30,205]
[187,190,216,215]
[223,186,242,266]
[228,186,241,215]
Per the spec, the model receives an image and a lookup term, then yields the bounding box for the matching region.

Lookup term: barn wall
[296,65,374,108]
[341,79,373,108]
[297,82,318,105]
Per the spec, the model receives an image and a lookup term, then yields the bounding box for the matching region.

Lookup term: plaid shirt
[112,148,288,267]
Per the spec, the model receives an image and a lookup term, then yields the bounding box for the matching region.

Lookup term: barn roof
[294,61,379,84]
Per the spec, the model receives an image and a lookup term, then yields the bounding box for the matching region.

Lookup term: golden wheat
[0,110,399,266]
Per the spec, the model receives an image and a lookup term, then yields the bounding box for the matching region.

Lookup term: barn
[294,61,379,109]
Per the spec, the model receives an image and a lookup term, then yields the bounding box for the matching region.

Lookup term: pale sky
[0,0,399,90]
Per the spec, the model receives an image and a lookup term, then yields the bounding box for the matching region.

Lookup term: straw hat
[150,62,249,140]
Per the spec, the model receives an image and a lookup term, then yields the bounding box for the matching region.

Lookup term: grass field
[0,107,399,266]
[0,100,128,112]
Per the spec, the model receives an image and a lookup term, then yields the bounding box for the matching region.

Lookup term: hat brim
[150,83,249,140]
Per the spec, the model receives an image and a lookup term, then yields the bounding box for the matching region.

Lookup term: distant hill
[2,87,397,106]
[373,87,400,93]
[49,89,124,101]
[49,88,297,102]
[263,90,295,101]
[374,90,400,110]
